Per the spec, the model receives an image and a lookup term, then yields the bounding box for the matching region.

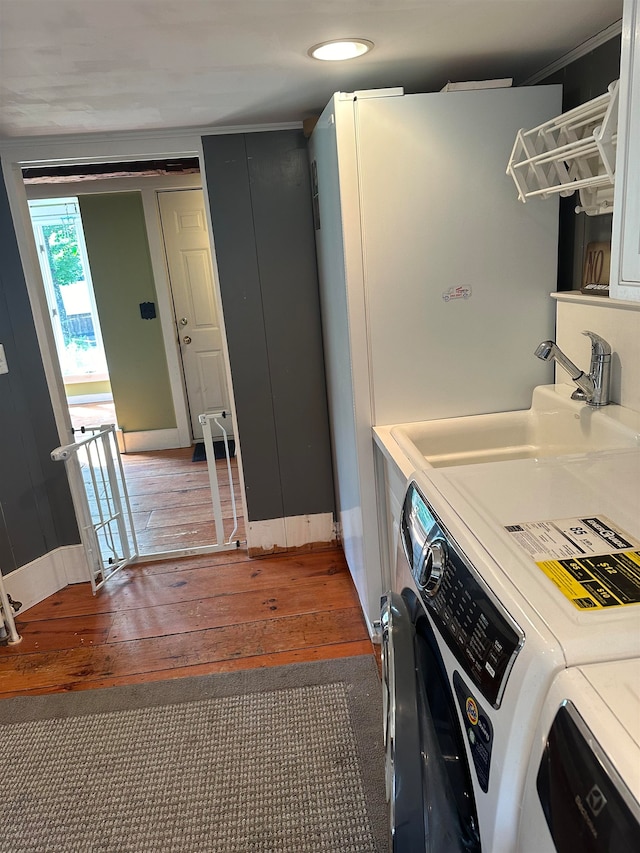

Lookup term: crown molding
[523,19,622,85]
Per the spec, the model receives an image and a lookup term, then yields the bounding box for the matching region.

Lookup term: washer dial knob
[418,539,448,596]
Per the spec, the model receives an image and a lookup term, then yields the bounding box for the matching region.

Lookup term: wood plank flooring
[5,413,376,699]
[0,547,376,699]
[68,395,244,554]
[122,447,245,554]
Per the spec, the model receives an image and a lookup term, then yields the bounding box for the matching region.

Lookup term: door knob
[179,317,188,326]
[183,335,192,345]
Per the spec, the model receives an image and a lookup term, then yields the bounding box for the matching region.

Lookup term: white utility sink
[390,384,640,470]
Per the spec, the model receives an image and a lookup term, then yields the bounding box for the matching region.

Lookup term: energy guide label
[505,516,640,610]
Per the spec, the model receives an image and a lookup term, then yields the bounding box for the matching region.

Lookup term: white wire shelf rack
[507,80,619,216]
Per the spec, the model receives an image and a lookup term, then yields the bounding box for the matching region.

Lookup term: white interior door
[158,189,231,441]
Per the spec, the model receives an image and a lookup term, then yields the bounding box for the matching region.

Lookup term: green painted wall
[65,379,112,398]
[79,193,176,433]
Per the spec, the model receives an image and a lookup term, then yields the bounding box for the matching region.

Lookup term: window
[28,198,108,381]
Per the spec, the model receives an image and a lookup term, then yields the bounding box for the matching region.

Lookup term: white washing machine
[382,449,640,852]
[518,657,640,852]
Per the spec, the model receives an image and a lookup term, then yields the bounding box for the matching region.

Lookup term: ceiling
[0,0,623,139]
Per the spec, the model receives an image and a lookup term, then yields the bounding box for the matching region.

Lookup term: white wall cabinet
[612,0,640,301]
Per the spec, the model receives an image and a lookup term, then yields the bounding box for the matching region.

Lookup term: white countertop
[412,448,640,666]
[373,423,416,480]
[580,657,640,745]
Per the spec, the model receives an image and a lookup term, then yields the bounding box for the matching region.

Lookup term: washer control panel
[401,481,524,708]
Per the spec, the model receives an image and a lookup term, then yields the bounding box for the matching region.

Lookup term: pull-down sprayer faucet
[534,330,611,407]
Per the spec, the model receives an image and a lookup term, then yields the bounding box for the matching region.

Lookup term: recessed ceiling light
[308,39,374,61]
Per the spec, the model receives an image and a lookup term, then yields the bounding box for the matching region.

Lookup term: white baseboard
[122,428,184,453]
[247,512,337,555]
[3,515,337,612]
[3,545,89,613]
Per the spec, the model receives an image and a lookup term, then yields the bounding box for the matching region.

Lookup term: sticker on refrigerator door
[442,285,472,302]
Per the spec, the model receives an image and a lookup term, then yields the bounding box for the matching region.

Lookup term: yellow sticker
[536,551,640,610]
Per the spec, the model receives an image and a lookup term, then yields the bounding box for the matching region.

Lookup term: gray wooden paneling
[0,164,78,575]
[201,131,335,523]
[245,132,334,518]
[201,134,284,522]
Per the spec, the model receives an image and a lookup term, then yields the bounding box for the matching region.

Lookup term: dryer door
[536,702,640,852]
[381,590,481,852]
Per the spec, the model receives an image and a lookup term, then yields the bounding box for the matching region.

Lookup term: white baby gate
[51,425,138,593]
[199,410,240,548]
[52,412,241,593]
[0,571,21,644]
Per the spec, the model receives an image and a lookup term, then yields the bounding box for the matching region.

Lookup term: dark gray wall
[538,36,621,291]
[0,163,79,576]
[201,131,335,523]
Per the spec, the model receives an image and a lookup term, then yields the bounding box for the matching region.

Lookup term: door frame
[0,130,247,545]
[23,171,206,449]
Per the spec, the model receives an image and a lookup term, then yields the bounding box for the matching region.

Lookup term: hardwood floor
[7,408,375,700]
[122,447,245,554]
[68,398,118,432]
[0,547,376,699]
[68,399,244,554]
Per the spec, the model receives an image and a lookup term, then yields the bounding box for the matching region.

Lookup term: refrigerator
[309,85,561,636]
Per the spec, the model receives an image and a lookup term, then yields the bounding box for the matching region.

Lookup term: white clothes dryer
[518,657,640,852]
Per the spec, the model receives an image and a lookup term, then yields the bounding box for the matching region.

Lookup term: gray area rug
[0,655,386,853]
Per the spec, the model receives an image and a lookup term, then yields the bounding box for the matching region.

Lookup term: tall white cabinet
[310,86,561,636]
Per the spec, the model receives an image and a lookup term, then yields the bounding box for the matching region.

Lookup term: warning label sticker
[505,516,640,610]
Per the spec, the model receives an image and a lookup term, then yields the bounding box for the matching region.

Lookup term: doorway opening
[22,157,246,564]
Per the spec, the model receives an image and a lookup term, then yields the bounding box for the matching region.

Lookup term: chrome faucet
[534,330,611,407]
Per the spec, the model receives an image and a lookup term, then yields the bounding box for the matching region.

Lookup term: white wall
[554,293,640,411]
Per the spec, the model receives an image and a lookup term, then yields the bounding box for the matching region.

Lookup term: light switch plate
[0,344,9,374]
